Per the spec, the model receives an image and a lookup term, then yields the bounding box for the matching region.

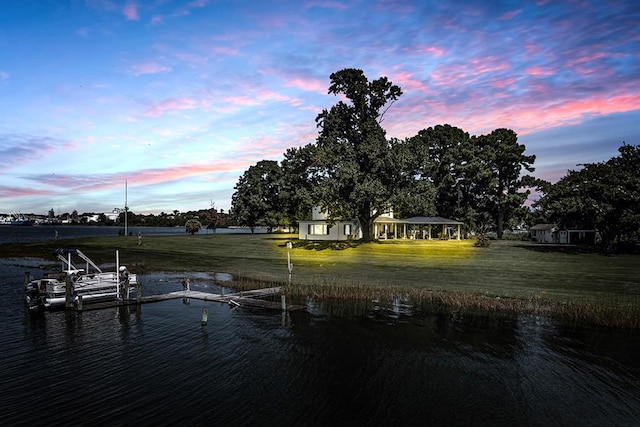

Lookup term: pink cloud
[489,77,517,89]
[129,62,171,76]
[0,186,52,199]
[27,162,238,195]
[283,77,326,94]
[391,71,429,93]
[210,46,239,56]
[469,58,511,74]
[499,9,522,20]
[123,3,139,21]
[222,90,299,109]
[414,45,446,57]
[525,66,555,76]
[145,97,199,116]
[565,52,606,67]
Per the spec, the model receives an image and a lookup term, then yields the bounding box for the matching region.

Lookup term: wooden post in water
[182,278,190,304]
[281,294,286,311]
[116,250,120,300]
[124,276,130,301]
[286,242,293,284]
[65,274,74,309]
[24,272,31,285]
[136,281,141,304]
[77,295,83,311]
[201,307,208,326]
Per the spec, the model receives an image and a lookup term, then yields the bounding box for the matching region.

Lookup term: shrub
[474,232,491,247]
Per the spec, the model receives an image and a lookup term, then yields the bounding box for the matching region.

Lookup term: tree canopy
[476,128,536,239]
[230,160,283,232]
[535,143,640,251]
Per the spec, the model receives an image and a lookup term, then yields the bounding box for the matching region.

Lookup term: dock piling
[65,275,74,309]
[201,307,208,325]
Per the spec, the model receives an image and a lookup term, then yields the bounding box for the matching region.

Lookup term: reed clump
[279,280,640,329]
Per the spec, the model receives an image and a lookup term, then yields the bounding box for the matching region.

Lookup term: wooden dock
[72,286,306,312]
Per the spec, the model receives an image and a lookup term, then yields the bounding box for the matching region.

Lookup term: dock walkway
[74,286,306,312]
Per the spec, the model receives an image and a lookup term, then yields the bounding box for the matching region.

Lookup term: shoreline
[3,234,639,328]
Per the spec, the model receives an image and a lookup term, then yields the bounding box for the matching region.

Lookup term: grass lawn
[4,233,640,326]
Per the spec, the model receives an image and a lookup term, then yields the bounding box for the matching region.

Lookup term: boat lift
[53,248,103,274]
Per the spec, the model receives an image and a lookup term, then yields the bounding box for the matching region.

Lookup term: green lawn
[6,233,639,305]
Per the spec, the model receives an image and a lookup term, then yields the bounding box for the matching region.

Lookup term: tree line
[40,206,232,230]
[230,68,639,250]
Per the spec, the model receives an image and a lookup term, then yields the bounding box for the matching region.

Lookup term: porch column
[457,224,461,240]
[428,225,432,240]
[374,224,378,240]
[394,224,397,239]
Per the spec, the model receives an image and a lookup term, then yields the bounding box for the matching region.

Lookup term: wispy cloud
[172,0,210,17]
[0,185,53,199]
[0,134,75,170]
[128,61,172,76]
[145,97,200,116]
[123,2,139,21]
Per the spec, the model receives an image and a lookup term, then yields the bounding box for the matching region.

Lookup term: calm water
[0,224,263,244]
[1,235,639,425]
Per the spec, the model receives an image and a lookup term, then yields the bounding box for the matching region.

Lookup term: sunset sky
[1,0,638,216]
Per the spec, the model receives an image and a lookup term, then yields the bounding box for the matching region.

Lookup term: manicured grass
[4,233,640,326]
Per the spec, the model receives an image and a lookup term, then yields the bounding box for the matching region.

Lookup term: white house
[531,224,600,245]
[298,207,362,241]
[298,207,463,241]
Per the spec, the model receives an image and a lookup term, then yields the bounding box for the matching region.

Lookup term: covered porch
[373,216,463,240]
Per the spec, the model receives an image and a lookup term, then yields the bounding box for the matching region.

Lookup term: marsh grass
[3,233,639,327]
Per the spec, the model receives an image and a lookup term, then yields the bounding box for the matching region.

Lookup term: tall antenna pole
[125,180,128,236]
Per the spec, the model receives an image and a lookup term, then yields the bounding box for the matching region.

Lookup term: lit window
[308,224,330,235]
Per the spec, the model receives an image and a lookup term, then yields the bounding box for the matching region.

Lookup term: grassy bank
[4,233,640,327]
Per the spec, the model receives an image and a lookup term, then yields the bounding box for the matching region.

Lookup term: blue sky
[1,0,638,215]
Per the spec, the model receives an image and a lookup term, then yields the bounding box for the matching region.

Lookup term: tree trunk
[359,216,374,241]
[497,207,504,239]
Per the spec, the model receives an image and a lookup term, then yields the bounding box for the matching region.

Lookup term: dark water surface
[1,246,639,425]
[0,224,263,244]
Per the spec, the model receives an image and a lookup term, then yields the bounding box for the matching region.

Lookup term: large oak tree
[311,68,404,240]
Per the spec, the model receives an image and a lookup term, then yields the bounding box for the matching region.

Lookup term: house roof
[407,216,464,225]
[374,216,463,225]
[530,223,556,231]
[373,217,405,223]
